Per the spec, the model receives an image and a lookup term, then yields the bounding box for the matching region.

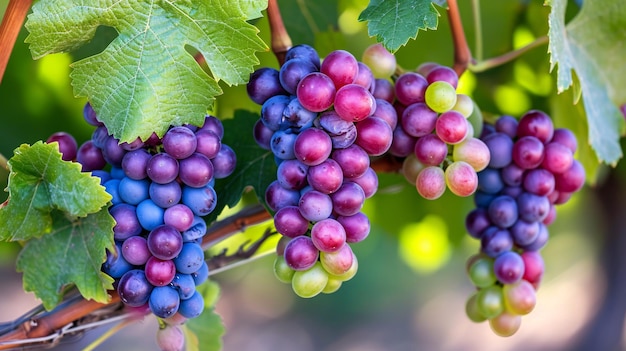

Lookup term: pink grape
[320,243,354,275]
[284,236,319,271]
[452,137,491,172]
[445,161,478,197]
[307,159,344,194]
[334,84,376,122]
[294,128,333,166]
[414,134,448,166]
[320,50,358,88]
[436,110,468,144]
[395,72,428,105]
[297,72,336,112]
[355,116,393,156]
[554,159,585,193]
[541,142,574,174]
[516,110,554,143]
[311,218,347,252]
[512,136,544,169]
[337,212,370,243]
[503,279,537,315]
[416,166,446,200]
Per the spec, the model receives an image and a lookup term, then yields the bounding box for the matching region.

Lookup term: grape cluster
[46,103,237,323]
[376,62,489,199]
[463,111,585,336]
[247,45,393,298]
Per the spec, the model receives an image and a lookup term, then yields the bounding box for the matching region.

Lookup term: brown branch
[267,0,292,66]
[0,0,32,84]
[447,0,471,77]
[207,228,276,271]
[202,204,272,249]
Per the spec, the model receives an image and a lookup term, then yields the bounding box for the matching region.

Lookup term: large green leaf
[547,0,626,165]
[358,0,439,53]
[206,110,276,224]
[0,142,111,242]
[16,210,116,310]
[25,0,268,143]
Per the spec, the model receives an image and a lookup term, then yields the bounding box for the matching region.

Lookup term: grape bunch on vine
[0,0,624,351]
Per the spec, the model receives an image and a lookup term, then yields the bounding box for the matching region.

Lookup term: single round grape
[523,168,555,196]
[121,149,151,180]
[307,159,344,194]
[542,142,574,174]
[512,136,545,169]
[163,204,194,232]
[270,130,297,160]
[102,243,133,278]
[47,132,78,161]
[296,72,336,112]
[147,153,179,184]
[436,110,468,144]
[77,140,107,171]
[332,144,370,179]
[291,262,329,298]
[104,179,122,205]
[181,185,217,216]
[501,163,525,187]
[452,94,474,118]
[487,195,518,228]
[552,128,578,153]
[465,293,487,323]
[510,219,540,246]
[331,182,365,216]
[426,65,459,88]
[414,133,449,167]
[465,208,491,239]
[481,227,514,258]
[83,102,102,126]
[148,224,183,260]
[122,236,151,266]
[118,269,153,307]
[265,180,300,211]
[416,166,446,200]
[149,285,180,318]
[247,67,288,105]
[145,256,177,287]
[320,49,358,88]
[494,251,525,284]
[118,177,150,205]
[355,116,393,156]
[261,94,290,131]
[282,98,317,132]
[156,324,185,351]
[173,242,205,274]
[452,137,490,172]
[284,236,319,271]
[517,110,554,143]
[518,222,549,252]
[445,161,479,197]
[163,127,197,160]
[277,159,308,190]
[554,159,585,193]
[320,243,354,276]
[389,127,417,157]
[468,256,497,288]
[195,129,221,159]
[285,44,321,69]
[178,291,204,319]
[334,84,376,122]
[274,206,309,238]
[337,212,370,243]
[489,311,522,337]
[476,285,504,319]
[361,43,396,78]
[179,153,214,188]
[395,72,428,105]
[346,167,378,198]
[279,58,318,95]
[482,132,514,169]
[372,78,395,103]
[253,119,273,150]
[294,128,333,166]
[191,261,209,286]
[198,115,225,138]
[317,110,357,149]
[181,216,207,242]
[136,198,165,231]
[517,192,550,222]
[401,102,438,137]
[311,218,347,252]
[425,81,457,113]
[274,255,296,283]
[109,203,142,240]
[521,251,544,286]
[298,189,333,222]
[355,62,375,90]
[372,98,398,130]
[401,154,426,184]
[149,181,182,209]
[503,279,536,315]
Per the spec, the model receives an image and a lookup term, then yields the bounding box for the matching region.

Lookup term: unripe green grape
[329,252,359,281]
[361,43,396,78]
[292,262,329,298]
[424,81,457,113]
[402,154,426,184]
[468,256,497,288]
[489,311,522,337]
[465,292,487,323]
[274,255,295,283]
[452,137,491,172]
[452,94,474,118]
[503,279,536,315]
[322,277,343,294]
[476,285,504,319]
[320,244,354,276]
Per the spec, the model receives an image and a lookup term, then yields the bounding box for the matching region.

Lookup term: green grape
[468,256,497,288]
[273,255,295,284]
[320,245,354,276]
[292,262,329,298]
[465,292,487,323]
[361,43,396,78]
[489,311,522,337]
[322,277,343,294]
[424,81,457,113]
[329,252,359,282]
[401,154,426,185]
[476,285,504,319]
[503,279,536,315]
[452,93,474,117]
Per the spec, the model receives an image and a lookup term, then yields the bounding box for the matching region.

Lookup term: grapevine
[0,0,625,350]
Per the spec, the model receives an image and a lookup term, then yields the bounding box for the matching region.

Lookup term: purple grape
[277,159,308,190]
[317,111,357,149]
[118,269,153,307]
[389,127,417,157]
[311,218,346,252]
[551,128,577,153]
[136,199,165,231]
[355,62,375,90]
[279,58,318,95]
[83,102,102,126]
[296,72,336,112]
[494,115,518,138]
[494,251,524,284]
[487,195,518,228]
[110,203,142,240]
[198,115,225,139]
[519,222,549,251]
[253,119,274,150]
[164,204,194,232]
[517,192,550,222]
[331,144,370,178]
[285,44,321,69]
[181,185,217,216]
[173,243,205,274]
[426,65,459,88]
[46,132,78,161]
[149,181,182,209]
[163,127,197,160]
[372,78,395,103]
[414,133,448,166]
[510,219,540,246]
[480,227,514,257]
[477,168,505,194]
[307,159,344,194]
[102,136,127,167]
[274,206,309,237]
[517,110,554,143]
[282,98,317,132]
[482,132,514,169]
[298,189,333,222]
[122,236,151,266]
[271,130,298,160]
[77,140,107,171]
[148,225,183,260]
[91,126,109,149]
[261,95,290,131]
[512,136,545,169]
[320,50,358,88]
[265,180,300,211]
[145,256,177,287]
[182,216,207,242]
[372,98,398,130]
[179,153,214,188]
[294,128,333,166]
[211,144,236,179]
[334,84,376,122]
[395,72,428,105]
[121,149,151,180]
[118,177,150,205]
[195,129,221,159]
[501,163,525,187]
[147,153,179,184]
[149,285,180,318]
[401,102,438,137]
[465,208,491,239]
[247,67,288,105]
[346,167,378,198]
[523,168,555,196]
[284,236,319,271]
[541,142,574,174]
[355,116,393,156]
[120,137,144,151]
[337,212,370,243]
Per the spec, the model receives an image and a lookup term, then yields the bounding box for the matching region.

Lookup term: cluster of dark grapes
[46,103,236,328]
[463,111,585,336]
[246,44,394,297]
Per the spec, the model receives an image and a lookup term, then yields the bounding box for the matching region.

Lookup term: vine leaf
[24,0,269,143]
[16,210,116,311]
[0,142,111,242]
[206,110,276,224]
[358,0,440,53]
[547,0,626,165]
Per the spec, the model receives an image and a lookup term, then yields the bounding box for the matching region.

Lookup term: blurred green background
[1,0,624,350]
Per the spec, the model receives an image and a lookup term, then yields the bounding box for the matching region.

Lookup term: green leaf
[16,210,116,310]
[547,0,626,165]
[184,308,225,351]
[25,0,269,143]
[205,110,276,224]
[358,0,440,53]
[0,142,111,242]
